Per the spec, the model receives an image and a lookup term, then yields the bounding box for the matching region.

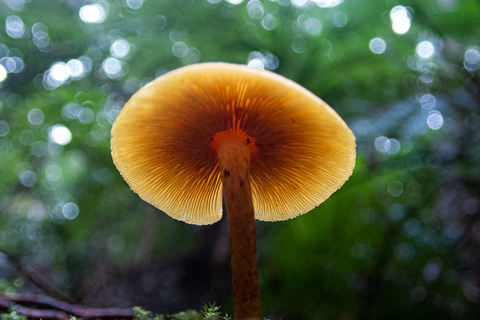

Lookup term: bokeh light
[427,111,443,130]
[77,107,95,124]
[62,202,79,219]
[62,102,80,120]
[369,37,386,54]
[263,53,280,70]
[291,0,308,7]
[46,164,62,181]
[0,120,9,137]
[79,4,107,23]
[181,47,201,65]
[0,56,23,73]
[262,14,278,30]
[28,201,47,221]
[78,56,93,75]
[389,204,406,221]
[67,59,84,78]
[48,124,72,145]
[375,136,401,155]
[312,0,343,8]
[30,141,47,157]
[291,36,306,53]
[388,181,404,197]
[420,93,436,110]
[126,0,143,9]
[102,57,123,78]
[0,57,15,73]
[247,51,279,70]
[11,57,24,72]
[390,6,411,34]
[19,170,36,187]
[0,65,7,82]
[304,18,322,36]
[464,47,480,71]
[110,39,131,58]
[3,0,27,10]
[172,41,188,58]
[51,62,69,82]
[248,59,264,69]
[247,0,264,19]
[5,15,25,38]
[333,11,348,27]
[32,22,51,52]
[27,109,45,125]
[416,41,435,58]
[423,261,441,282]
[411,285,427,302]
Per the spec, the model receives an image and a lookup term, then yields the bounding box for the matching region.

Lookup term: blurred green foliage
[1,0,480,319]
[0,309,28,320]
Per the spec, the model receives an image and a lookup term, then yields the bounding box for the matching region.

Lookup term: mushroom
[111,62,356,319]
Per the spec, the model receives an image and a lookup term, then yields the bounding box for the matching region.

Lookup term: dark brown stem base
[218,140,262,320]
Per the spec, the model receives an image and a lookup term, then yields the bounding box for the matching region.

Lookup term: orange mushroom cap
[111,62,356,225]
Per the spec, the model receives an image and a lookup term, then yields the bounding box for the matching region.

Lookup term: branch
[0,249,75,304]
[0,293,134,319]
[0,295,69,320]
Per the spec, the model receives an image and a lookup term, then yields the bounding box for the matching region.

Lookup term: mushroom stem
[217,140,262,320]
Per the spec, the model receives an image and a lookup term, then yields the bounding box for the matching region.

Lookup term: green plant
[170,310,203,320]
[0,279,20,296]
[201,302,221,318]
[133,306,165,320]
[131,305,265,320]
[0,309,28,320]
[133,306,153,320]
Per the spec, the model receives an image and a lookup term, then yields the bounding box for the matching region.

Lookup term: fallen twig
[0,293,135,319]
[0,249,75,304]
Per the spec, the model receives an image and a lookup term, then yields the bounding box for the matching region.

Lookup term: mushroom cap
[111,62,356,225]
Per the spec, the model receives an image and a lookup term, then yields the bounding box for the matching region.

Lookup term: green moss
[132,304,273,320]
[0,309,28,320]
